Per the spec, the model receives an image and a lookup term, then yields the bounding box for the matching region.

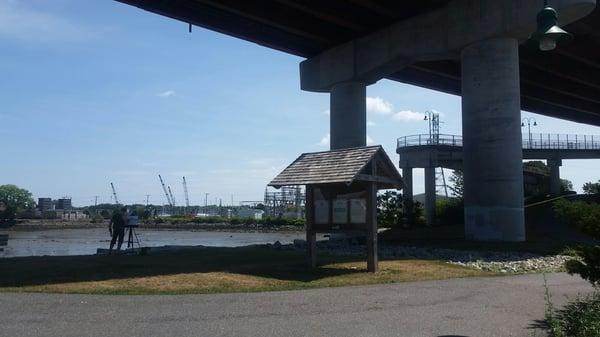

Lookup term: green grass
[0,246,492,295]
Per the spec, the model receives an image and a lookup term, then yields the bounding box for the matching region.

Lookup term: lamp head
[529,7,573,51]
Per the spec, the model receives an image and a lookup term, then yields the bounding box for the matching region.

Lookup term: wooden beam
[305,185,317,268]
[355,174,399,187]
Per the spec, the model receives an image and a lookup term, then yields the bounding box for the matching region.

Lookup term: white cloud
[367,135,376,145]
[392,110,426,121]
[366,96,393,115]
[157,90,175,98]
[367,121,376,127]
[0,2,93,43]
[322,109,330,116]
[318,133,330,146]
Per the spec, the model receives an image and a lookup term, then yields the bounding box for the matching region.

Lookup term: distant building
[237,207,264,219]
[56,198,72,210]
[37,198,53,212]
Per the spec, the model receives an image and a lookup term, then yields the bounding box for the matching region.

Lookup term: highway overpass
[115,0,599,241]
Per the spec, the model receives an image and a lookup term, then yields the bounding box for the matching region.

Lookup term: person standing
[109,207,128,253]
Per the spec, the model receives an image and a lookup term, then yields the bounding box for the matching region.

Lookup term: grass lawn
[0,246,492,295]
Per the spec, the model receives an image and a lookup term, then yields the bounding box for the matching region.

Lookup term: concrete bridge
[398,133,600,227]
[116,0,600,241]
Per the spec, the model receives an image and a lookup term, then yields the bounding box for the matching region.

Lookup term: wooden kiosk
[269,146,403,272]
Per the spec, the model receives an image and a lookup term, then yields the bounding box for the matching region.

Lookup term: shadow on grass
[0,245,368,287]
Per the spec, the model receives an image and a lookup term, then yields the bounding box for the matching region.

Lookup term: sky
[1,0,599,207]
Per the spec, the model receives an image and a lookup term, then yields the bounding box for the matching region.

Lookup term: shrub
[546,291,600,337]
[554,198,600,287]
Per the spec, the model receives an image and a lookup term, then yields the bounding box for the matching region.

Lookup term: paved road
[0,273,593,337]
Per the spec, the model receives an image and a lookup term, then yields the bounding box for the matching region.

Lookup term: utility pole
[94,196,98,207]
[145,194,150,206]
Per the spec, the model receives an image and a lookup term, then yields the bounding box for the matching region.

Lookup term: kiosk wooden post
[366,162,378,272]
[305,185,317,268]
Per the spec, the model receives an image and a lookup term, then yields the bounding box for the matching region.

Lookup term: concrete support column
[424,167,436,226]
[402,167,414,215]
[548,159,563,196]
[330,81,366,150]
[461,37,525,242]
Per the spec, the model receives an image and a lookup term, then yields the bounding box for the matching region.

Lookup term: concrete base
[461,37,525,242]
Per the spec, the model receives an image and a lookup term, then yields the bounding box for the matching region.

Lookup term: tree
[0,185,35,222]
[561,179,574,193]
[377,191,402,227]
[523,160,550,175]
[583,180,600,195]
[449,170,464,198]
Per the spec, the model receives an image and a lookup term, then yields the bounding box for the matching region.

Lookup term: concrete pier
[402,167,414,217]
[461,38,525,242]
[424,167,436,226]
[548,159,562,196]
[330,81,366,150]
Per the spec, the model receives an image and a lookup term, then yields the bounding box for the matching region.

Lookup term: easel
[124,225,141,249]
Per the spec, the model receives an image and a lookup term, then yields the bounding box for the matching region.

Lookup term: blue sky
[1,0,599,207]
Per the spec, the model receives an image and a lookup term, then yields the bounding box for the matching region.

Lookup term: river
[0,228,319,258]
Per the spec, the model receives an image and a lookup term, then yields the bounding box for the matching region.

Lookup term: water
[0,228,315,258]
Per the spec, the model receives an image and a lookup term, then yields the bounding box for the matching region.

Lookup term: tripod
[124,225,141,249]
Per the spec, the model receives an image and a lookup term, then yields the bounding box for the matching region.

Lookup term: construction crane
[182,176,190,214]
[110,182,120,205]
[168,186,176,207]
[158,174,173,207]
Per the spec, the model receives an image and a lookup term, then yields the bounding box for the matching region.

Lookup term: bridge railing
[523,133,600,150]
[397,134,463,148]
[398,133,600,150]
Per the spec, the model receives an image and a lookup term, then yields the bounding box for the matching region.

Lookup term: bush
[553,199,600,238]
[547,291,600,337]
[436,198,464,225]
[553,199,600,286]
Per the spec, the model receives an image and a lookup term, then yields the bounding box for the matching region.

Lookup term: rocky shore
[285,238,572,274]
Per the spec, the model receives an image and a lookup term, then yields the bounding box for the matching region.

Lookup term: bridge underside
[116,0,600,126]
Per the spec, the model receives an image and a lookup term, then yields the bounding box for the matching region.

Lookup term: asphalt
[0,273,594,337]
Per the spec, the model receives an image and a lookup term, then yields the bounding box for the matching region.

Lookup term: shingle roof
[268,145,402,189]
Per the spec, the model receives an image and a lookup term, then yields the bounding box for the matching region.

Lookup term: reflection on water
[0,228,314,258]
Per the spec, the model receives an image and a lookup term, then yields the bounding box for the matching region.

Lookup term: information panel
[332,199,348,224]
[350,198,367,224]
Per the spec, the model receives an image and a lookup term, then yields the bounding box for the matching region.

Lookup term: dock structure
[397,133,600,229]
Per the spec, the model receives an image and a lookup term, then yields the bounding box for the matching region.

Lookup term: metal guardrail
[397,134,463,148]
[397,133,600,150]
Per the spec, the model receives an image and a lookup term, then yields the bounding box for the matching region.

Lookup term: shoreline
[1,221,305,233]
